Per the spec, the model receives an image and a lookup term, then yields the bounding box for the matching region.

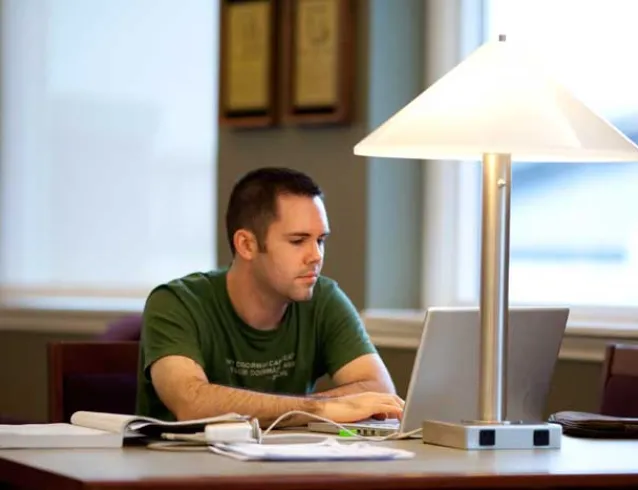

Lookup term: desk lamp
[354,36,638,450]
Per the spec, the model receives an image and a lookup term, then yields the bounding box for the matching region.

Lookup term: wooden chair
[47,341,140,423]
[599,343,638,417]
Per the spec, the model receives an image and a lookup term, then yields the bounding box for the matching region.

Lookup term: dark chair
[97,314,143,341]
[599,343,638,417]
[47,341,140,423]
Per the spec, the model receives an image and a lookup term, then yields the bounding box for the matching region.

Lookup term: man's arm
[314,281,397,399]
[151,355,318,426]
[312,353,396,397]
[150,355,404,427]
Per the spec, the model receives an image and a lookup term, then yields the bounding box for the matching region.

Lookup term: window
[0,0,218,306]
[424,0,638,323]
[487,0,638,310]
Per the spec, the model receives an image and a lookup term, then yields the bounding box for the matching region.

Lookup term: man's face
[253,194,329,302]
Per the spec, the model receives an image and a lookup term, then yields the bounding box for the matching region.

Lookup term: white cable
[161,432,206,442]
[146,410,422,451]
[147,440,209,451]
[261,410,422,442]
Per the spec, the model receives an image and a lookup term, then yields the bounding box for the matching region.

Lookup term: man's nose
[307,242,323,263]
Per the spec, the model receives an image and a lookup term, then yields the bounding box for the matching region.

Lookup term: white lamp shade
[355,39,638,162]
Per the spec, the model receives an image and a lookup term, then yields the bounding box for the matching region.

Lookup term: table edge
[82,472,638,490]
[0,456,83,490]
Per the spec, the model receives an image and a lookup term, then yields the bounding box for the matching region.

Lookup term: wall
[0,331,93,422]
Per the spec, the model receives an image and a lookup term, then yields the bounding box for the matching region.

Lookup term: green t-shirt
[136,269,377,420]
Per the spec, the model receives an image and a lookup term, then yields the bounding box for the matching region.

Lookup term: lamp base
[421,419,562,450]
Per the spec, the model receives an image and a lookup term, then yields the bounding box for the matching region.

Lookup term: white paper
[209,439,415,461]
[0,423,122,449]
[0,423,110,436]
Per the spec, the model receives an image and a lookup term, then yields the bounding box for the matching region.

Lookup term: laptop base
[421,419,562,450]
[307,420,400,438]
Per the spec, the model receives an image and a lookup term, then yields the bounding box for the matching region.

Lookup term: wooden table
[1,436,637,490]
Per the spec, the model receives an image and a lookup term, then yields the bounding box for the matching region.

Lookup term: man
[136,167,403,426]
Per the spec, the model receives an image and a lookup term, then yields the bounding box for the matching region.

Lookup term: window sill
[361,308,638,363]
[2,300,635,362]
[0,297,144,334]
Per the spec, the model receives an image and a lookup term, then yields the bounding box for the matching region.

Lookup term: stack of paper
[70,410,249,438]
[0,411,251,449]
[549,411,638,438]
[0,423,122,449]
[209,439,415,461]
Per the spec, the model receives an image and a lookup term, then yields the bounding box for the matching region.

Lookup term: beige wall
[0,331,94,422]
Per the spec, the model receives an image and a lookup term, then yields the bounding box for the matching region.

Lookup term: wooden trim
[79,472,638,490]
[280,0,355,126]
[598,343,615,412]
[5,451,638,489]
[47,342,64,424]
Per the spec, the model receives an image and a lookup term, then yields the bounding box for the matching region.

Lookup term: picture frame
[219,0,279,128]
[280,0,355,126]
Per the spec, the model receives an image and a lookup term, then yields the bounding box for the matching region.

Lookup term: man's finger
[373,403,403,419]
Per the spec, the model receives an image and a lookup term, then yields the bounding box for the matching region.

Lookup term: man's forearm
[179,381,322,427]
[312,379,394,398]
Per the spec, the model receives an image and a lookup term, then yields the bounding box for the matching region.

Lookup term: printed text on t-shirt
[226,353,296,380]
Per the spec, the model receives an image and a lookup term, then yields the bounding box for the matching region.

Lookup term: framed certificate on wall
[280,0,355,125]
[219,0,279,128]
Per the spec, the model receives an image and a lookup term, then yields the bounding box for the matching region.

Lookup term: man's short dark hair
[225,167,324,255]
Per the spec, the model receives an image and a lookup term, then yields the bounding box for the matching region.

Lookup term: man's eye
[290,239,304,245]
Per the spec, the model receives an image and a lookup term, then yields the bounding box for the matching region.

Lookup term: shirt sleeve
[140,286,205,380]
[318,282,378,377]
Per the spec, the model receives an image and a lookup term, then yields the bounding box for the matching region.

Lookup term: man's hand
[317,392,405,423]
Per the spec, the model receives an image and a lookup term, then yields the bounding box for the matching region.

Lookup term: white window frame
[421,0,484,310]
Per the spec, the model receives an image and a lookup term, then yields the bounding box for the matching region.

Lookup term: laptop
[308,306,569,437]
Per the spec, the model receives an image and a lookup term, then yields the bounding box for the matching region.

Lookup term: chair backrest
[97,314,143,341]
[599,343,638,417]
[48,341,140,423]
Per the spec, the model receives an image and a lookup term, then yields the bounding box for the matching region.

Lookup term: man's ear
[234,230,258,260]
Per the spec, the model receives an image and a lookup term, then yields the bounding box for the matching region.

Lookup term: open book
[0,411,250,449]
[70,411,250,438]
